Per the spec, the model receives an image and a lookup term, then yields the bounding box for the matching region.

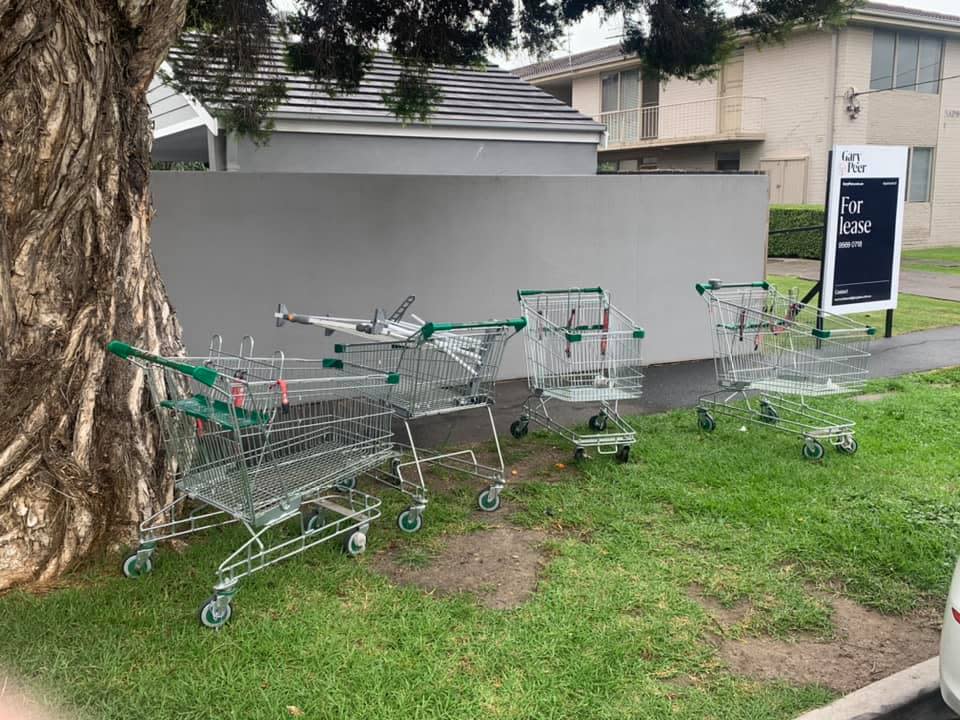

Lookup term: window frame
[715,150,741,172]
[870,29,944,94]
[599,68,642,113]
[907,147,934,203]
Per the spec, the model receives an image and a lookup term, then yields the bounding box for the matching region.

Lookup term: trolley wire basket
[277,302,526,533]
[514,287,645,462]
[695,279,876,460]
[108,335,397,628]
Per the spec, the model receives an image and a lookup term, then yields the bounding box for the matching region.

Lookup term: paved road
[882,691,958,719]
[768,257,960,303]
[410,324,960,448]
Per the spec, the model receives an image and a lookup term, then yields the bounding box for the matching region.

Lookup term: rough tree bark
[0,0,188,589]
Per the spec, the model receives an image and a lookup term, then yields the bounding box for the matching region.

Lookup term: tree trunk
[0,0,188,589]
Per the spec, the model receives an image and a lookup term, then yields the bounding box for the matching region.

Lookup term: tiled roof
[165,40,603,133]
[512,45,627,79]
[861,2,960,25]
[511,2,960,81]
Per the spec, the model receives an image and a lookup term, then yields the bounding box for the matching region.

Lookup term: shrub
[768,205,825,259]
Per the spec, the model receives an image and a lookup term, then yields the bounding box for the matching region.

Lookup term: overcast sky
[498,0,959,68]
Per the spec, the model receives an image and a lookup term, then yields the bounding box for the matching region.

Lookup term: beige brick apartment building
[516,2,960,246]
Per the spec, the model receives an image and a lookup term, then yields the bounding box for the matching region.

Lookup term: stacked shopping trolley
[276,300,526,533]
[108,336,396,628]
[694,279,875,459]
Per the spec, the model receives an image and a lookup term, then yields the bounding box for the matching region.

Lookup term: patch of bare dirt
[503,444,580,485]
[692,587,940,693]
[372,527,550,610]
[385,442,574,499]
[853,392,894,403]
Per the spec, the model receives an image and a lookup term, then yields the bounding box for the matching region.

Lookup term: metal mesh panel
[519,289,644,402]
[334,326,514,418]
[702,283,873,396]
[125,350,395,526]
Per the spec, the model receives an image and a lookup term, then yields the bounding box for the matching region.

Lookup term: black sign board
[822,146,907,315]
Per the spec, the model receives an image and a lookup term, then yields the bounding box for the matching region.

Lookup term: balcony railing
[597,96,766,150]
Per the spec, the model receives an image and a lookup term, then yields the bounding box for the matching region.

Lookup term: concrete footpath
[416,324,960,448]
[795,658,946,720]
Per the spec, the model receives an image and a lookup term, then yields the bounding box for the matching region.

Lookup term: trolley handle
[107,341,219,388]
[517,287,604,298]
[812,326,878,339]
[695,280,769,295]
[420,318,527,339]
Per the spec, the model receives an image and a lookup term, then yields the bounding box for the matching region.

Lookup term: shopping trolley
[107,335,396,628]
[694,279,876,459]
[276,302,526,533]
[513,287,645,462]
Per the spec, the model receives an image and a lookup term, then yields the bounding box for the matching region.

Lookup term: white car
[941,557,960,714]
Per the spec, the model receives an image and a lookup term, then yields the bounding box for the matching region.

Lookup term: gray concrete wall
[149,172,768,377]
[228,132,599,175]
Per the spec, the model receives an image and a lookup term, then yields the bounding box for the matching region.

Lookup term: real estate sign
[821,145,908,315]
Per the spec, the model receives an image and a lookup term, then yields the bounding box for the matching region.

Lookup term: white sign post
[820,145,908,316]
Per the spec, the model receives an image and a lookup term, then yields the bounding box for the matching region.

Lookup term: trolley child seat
[108,335,397,628]
[275,300,526,533]
[694,279,876,460]
[514,287,645,462]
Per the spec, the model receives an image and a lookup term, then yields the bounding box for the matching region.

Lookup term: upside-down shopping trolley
[513,287,645,462]
[108,336,397,628]
[276,300,526,533]
[694,280,876,459]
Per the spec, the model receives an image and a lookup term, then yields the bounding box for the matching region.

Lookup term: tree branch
[116,0,189,94]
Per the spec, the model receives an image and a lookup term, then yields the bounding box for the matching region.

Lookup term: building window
[908,147,934,202]
[716,151,741,172]
[870,30,943,93]
[600,69,641,112]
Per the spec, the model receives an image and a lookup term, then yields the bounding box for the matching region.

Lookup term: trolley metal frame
[694,280,875,460]
[514,287,645,462]
[108,335,397,627]
[328,318,527,533]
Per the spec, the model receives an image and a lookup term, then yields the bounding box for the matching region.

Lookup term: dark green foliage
[173,0,859,134]
[768,205,826,259]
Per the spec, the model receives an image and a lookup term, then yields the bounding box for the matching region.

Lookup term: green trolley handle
[107,340,219,387]
[420,318,527,339]
[517,287,604,299]
[695,280,770,295]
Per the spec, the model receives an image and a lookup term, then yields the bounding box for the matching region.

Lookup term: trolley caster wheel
[615,445,631,463]
[342,531,367,557]
[697,411,716,433]
[121,551,153,579]
[589,414,608,432]
[477,487,502,513]
[802,440,825,461]
[337,476,357,491]
[397,509,424,534]
[837,436,859,455]
[510,420,529,439]
[198,595,233,630]
[573,447,586,462]
[759,402,779,425]
[305,511,324,533]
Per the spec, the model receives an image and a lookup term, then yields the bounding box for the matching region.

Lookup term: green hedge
[768,204,825,259]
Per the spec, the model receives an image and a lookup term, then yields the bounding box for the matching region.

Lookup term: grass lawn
[3,369,960,719]
[768,273,960,335]
[902,246,960,276]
